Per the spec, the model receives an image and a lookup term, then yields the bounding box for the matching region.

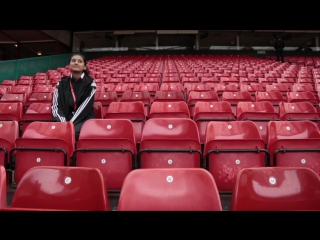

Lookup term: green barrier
[0,53,74,83]
[0,59,18,82]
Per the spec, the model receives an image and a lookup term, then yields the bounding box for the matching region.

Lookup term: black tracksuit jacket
[52,74,97,125]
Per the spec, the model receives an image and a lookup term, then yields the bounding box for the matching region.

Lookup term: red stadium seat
[21,102,53,135]
[0,93,26,105]
[94,91,117,118]
[204,121,268,193]
[0,166,6,209]
[138,118,202,168]
[0,121,19,168]
[105,101,146,145]
[160,83,184,93]
[255,91,286,114]
[120,91,151,117]
[221,91,253,116]
[267,121,320,176]
[0,102,23,122]
[237,101,280,144]
[193,101,236,145]
[6,166,110,211]
[286,91,319,107]
[187,91,219,118]
[279,102,320,122]
[148,101,190,119]
[25,92,53,108]
[154,90,184,103]
[93,102,103,119]
[74,119,136,192]
[118,168,222,211]
[10,121,75,187]
[231,167,320,211]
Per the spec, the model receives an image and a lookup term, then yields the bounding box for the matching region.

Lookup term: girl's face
[69,55,86,73]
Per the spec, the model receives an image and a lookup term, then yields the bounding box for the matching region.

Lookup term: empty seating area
[1,54,320,211]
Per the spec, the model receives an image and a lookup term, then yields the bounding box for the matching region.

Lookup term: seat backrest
[23,120,74,139]
[162,77,181,84]
[133,83,159,93]
[0,85,10,97]
[33,85,54,93]
[76,119,136,190]
[214,84,238,93]
[193,101,235,121]
[10,166,110,211]
[78,118,136,151]
[201,76,219,84]
[221,91,253,104]
[154,90,184,102]
[279,102,320,121]
[1,80,16,86]
[0,120,19,166]
[231,167,320,211]
[255,91,285,103]
[205,120,264,146]
[239,83,264,92]
[0,165,7,209]
[112,83,131,94]
[149,101,190,119]
[118,168,222,211]
[204,120,267,192]
[139,118,201,168]
[120,91,151,105]
[286,91,319,105]
[266,84,290,92]
[124,77,142,84]
[267,120,320,146]
[0,93,26,105]
[237,101,279,120]
[27,92,53,104]
[25,102,52,114]
[187,91,219,104]
[160,83,184,92]
[0,101,23,121]
[141,118,200,142]
[186,84,211,95]
[92,102,103,119]
[105,101,146,120]
[143,77,161,84]
[11,85,32,93]
[20,121,75,160]
[94,91,117,104]
[267,120,320,166]
[291,84,314,92]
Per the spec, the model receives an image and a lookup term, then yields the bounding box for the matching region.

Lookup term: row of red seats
[266,55,320,67]
[5,55,320,84]
[1,99,320,142]
[5,77,320,92]
[12,72,320,83]
[1,118,320,194]
[4,81,320,98]
[1,82,320,108]
[0,84,318,114]
[1,165,320,211]
[13,70,319,84]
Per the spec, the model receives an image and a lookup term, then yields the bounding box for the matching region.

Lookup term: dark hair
[69,53,90,76]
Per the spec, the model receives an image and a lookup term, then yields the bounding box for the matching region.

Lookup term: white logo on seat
[269,177,276,184]
[65,177,71,184]
[166,176,173,183]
